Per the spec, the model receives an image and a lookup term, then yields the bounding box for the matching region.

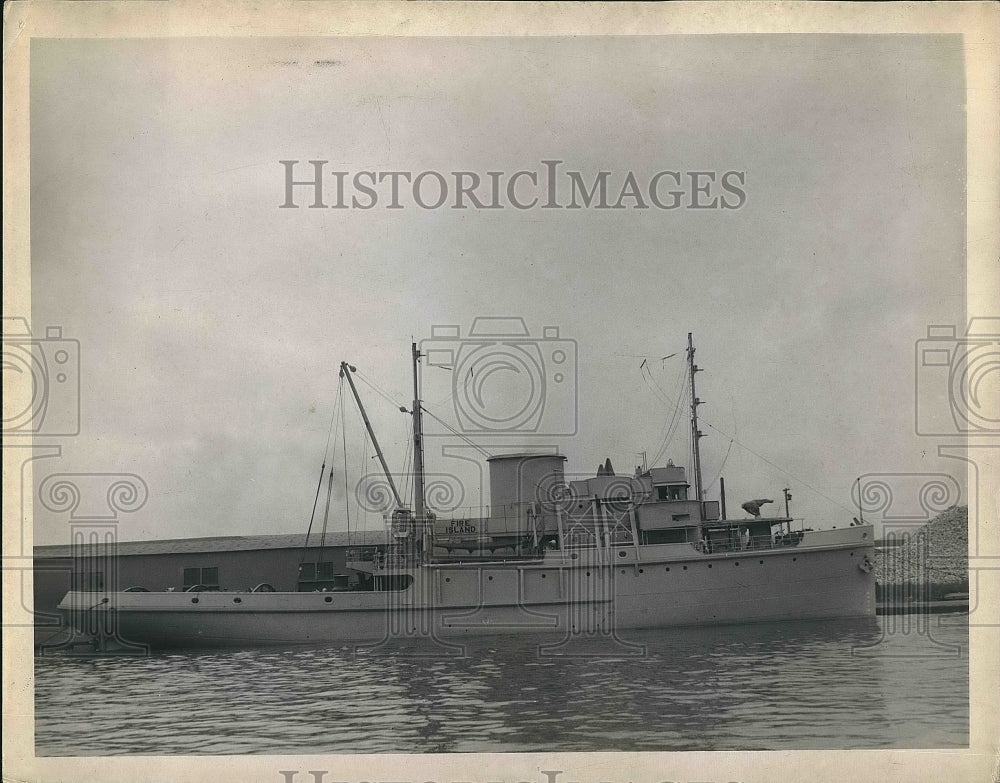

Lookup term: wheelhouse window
[642,529,689,545]
[183,566,219,590]
[656,486,687,501]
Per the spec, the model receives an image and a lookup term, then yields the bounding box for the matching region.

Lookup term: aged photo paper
[4,2,998,783]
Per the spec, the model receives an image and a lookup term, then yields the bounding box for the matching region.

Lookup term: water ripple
[34,616,968,754]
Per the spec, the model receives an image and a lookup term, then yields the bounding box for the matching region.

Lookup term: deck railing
[704,530,806,554]
[344,515,815,568]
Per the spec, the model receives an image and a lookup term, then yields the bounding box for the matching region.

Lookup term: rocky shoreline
[874,505,968,603]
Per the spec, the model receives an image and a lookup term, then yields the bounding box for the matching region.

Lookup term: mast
[411,342,426,522]
[687,332,705,502]
[340,362,404,509]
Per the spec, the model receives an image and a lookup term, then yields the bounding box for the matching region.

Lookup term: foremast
[687,332,705,502]
[688,332,706,542]
[411,342,426,523]
[411,342,432,561]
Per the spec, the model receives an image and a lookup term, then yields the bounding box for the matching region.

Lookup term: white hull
[56,528,876,650]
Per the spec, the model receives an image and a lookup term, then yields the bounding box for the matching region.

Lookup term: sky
[25,35,969,545]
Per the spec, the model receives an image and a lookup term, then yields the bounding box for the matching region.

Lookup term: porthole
[708,564,713,569]
[191,597,199,604]
[618,551,627,558]
[571,553,579,560]
[759,560,764,565]
[541,573,547,579]
[665,567,671,572]
[586,571,591,577]
[488,576,493,581]
[324,596,333,603]
[734,562,739,567]
[793,557,797,562]
[620,569,625,575]
[683,565,688,571]
[233,597,242,604]
[638,568,644,574]
[445,577,451,583]
[850,552,855,557]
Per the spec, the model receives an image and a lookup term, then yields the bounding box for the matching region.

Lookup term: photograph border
[4,2,998,782]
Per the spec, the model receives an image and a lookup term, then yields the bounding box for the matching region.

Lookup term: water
[34,615,968,755]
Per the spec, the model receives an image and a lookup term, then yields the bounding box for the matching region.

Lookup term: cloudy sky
[28,35,967,545]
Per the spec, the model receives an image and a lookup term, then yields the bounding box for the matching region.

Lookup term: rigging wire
[299,461,326,568]
[319,379,341,464]
[317,463,335,570]
[354,369,407,412]
[300,378,344,568]
[696,417,856,515]
[316,391,344,566]
[704,436,735,493]
[636,350,849,515]
[341,391,352,550]
[654,387,688,465]
[350,367,419,510]
[648,361,689,467]
[640,356,681,405]
[418,369,458,413]
[419,404,494,458]
[400,415,414,506]
[360,426,370,535]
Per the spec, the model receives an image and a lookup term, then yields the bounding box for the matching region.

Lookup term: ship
[55,334,876,650]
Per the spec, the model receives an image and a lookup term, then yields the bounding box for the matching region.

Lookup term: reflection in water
[34,616,967,755]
